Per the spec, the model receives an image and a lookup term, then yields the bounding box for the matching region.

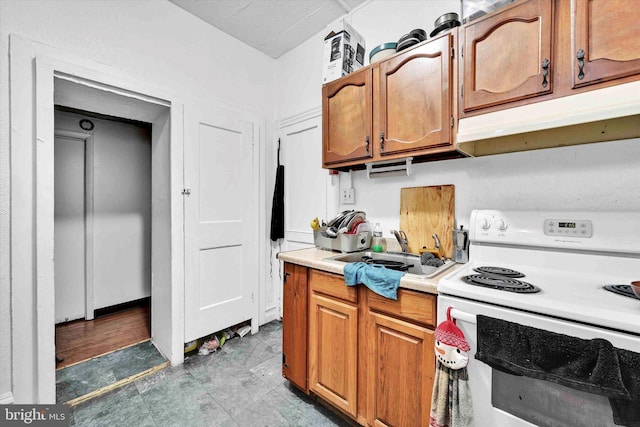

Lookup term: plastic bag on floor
[198,335,220,355]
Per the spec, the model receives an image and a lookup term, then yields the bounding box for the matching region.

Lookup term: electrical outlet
[342,188,355,204]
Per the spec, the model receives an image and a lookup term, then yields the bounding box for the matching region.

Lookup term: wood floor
[55,303,151,369]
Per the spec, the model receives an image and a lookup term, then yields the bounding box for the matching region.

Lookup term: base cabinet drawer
[310,269,357,303]
[368,288,436,328]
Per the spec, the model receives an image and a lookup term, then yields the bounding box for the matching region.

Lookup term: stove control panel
[544,219,593,238]
[470,210,640,253]
[473,212,511,238]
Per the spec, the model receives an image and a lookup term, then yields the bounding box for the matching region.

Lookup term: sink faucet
[432,233,441,250]
[390,230,408,253]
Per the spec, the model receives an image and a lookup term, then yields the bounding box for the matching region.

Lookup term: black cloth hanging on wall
[270,139,284,241]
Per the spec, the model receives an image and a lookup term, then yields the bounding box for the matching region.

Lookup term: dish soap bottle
[371,223,383,253]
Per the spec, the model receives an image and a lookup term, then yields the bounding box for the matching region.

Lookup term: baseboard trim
[0,391,14,404]
[263,306,280,324]
[93,296,150,318]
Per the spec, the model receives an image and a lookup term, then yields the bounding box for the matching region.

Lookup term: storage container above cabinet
[322,22,366,84]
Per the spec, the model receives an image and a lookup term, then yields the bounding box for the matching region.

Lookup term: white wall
[0,0,277,402]
[274,1,640,258]
[341,139,640,236]
[55,110,152,312]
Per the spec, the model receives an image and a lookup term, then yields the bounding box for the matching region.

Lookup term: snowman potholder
[434,306,470,370]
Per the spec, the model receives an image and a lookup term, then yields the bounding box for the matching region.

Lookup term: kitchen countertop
[277,247,463,294]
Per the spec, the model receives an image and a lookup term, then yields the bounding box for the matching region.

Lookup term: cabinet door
[572,0,640,88]
[376,35,453,156]
[282,263,308,392]
[461,0,553,112]
[367,311,435,427]
[309,292,358,417]
[322,67,373,167]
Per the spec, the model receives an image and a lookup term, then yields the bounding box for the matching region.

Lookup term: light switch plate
[342,188,355,204]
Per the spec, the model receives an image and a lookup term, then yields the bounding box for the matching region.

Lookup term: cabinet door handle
[541,58,550,88]
[576,49,585,80]
[365,135,370,153]
[379,132,385,151]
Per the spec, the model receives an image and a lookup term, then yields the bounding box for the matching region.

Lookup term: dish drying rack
[314,210,371,253]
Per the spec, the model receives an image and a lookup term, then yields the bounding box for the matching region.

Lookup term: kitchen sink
[327,251,455,278]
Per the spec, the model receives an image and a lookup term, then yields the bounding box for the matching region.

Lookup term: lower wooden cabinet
[282,263,308,392]
[282,264,437,426]
[309,292,359,417]
[308,269,359,418]
[367,311,435,427]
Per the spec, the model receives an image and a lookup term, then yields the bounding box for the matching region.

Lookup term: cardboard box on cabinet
[322,22,366,84]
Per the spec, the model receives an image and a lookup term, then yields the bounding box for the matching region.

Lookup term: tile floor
[68,320,356,426]
[57,340,167,403]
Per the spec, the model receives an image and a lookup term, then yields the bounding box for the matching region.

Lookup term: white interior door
[54,134,86,323]
[184,105,259,342]
[273,114,330,319]
[282,115,328,248]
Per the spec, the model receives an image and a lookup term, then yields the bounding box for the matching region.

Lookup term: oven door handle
[449,307,477,325]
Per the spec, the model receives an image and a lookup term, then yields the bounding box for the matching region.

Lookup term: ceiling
[169,0,367,59]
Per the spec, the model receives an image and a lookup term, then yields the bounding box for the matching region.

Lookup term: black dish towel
[476,315,640,426]
[270,139,284,241]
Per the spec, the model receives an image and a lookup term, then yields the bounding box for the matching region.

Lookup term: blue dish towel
[343,262,405,300]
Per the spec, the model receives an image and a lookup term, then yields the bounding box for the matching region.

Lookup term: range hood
[456,80,640,157]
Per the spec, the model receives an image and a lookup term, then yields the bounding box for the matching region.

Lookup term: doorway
[44,75,176,402]
[9,37,185,403]
[53,108,154,373]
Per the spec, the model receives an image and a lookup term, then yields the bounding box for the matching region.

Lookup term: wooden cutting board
[399,185,455,258]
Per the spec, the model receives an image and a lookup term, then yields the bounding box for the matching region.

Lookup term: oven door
[437,294,640,427]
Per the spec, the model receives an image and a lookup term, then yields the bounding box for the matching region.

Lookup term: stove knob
[497,219,508,231]
[480,218,491,230]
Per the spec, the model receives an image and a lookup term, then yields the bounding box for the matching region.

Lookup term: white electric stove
[437,210,640,427]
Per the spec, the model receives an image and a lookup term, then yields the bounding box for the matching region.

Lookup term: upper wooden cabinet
[322,34,457,169]
[461,0,553,113]
[459,0,640,117]
[375,35,454,156]
[322,66,373,167]
[572,0,640,88]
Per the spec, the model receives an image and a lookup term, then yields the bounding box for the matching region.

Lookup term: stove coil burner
[361,256,412,272]
[604,284,639,300]
[473,266,525,278]
[462,274,540,293]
